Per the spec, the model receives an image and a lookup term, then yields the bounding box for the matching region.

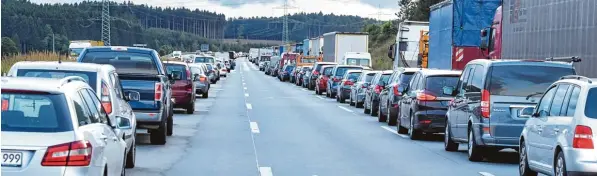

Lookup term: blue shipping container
[428,0,501,69]
[303,39,310,55]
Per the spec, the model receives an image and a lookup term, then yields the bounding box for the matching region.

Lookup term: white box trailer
[393,21,429,70]
[311,37,323,57]
[322,32,370,67]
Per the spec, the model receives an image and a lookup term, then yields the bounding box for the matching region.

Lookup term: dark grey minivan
[443,59,577,162]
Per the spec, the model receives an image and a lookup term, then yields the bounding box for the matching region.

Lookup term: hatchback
[364,71,393,116]
[443,59,577,161]
[315,65,335,95]
[309,62,337,90]
[205,63,219,83]
[326,65,364,98]
[188,64,210,98]
[379,68,419,126]
[350,71,379,108]
[336,70,362,103]
[1,77,128,176]
[164,62,196,114]
[519,76,597,176]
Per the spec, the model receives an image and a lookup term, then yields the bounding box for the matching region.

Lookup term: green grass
[1,52,70,74]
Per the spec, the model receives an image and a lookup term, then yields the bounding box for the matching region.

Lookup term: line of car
[257,58,597,176]
[1,46,234,176]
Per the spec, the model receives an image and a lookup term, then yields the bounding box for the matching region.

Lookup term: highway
[129,57,521,176]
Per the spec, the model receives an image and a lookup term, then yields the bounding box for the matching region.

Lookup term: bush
[1,52,68,74]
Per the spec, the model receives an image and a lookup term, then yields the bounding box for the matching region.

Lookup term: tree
[2,37,19,56]
[159,45,173,56]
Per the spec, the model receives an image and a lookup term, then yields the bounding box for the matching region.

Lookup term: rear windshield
[285,66,295,72]
[1,92,73,132]
[195,57,215,63]
[378,74,392,85]
[586,88,597,118]
[489,65,575,96]
[364,73,376,82]
[302,58,316,63]
[80,52,158,75]
[400,73,415,87]
[16,69,98,92]
[335,67,363,76]
[260,56,271,61]
[206,64,213,70]
[165,64,187,80]
[323,67,334,75]
[316,64,334,72]
[426,76,460,96]
[346,58,370,66]
[346,72,362,80]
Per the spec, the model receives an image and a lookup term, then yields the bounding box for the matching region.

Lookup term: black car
[308,62,337,90]
[378,68,419,126]
[364,71,393,116]
[397,69,461,140]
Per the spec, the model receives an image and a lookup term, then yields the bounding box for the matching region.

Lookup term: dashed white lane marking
[243,82,246,85]
[245,93,249,97]
[244,87,248,90]
[259,167,273,176]
[316,96,325,100]
[338,106,353,113]
[381,126,409,138]
[246,103,252,109]
[250,122,260,133]
[301,89,308,91]
[478,172,495,176]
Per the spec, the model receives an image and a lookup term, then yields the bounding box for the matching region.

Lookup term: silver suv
[519,76,597,176]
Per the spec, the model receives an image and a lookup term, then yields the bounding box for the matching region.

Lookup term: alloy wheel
[468,131,474,156]
[519,143,527,175]
[555,154,564,176]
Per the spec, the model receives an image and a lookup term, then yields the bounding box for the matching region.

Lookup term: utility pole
[52,33,55,53]
[101,0,111,46]
[369,4,393,25]
[274,0,296,44]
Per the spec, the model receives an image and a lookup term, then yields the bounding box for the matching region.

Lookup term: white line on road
[245,93,249,97]
[478,172,495,176]
[381,126,409,138]
[244,87,248,90]
[338,106,353,113]
[243,82,246,85]
[246,103,253,109]
[316,96,325,100]
[259,167,273,176]
[250,122,260,133]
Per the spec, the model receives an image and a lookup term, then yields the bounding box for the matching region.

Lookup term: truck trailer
[388,21,429,70]
[482,0,597,77]
[311,37,323,57]
[428,0,501,70]
[322,32,371,67]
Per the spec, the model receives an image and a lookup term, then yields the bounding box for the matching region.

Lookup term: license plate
[1,151,23,167]
[136,129,148,134]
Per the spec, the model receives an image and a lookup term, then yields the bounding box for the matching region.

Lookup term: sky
[30,0,400,20]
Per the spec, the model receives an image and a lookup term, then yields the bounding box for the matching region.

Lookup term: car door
[542,84,578,168]
[401,73,420,127]
[380,72,395,112]
[527,84,558,168]
[451,65,474,139]
[368,74,381,107]
[70,90,105,174]
[81,89,123,176]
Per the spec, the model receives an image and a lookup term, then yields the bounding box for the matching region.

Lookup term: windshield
[16,69,98,91]
[335,67,363,77]
[165,64,187,80]
[1,92,72,132]
[425,76,460,96]
[285,66,295,72]
[346,72,362,80]
[346,58,370,66]
[489,65,575,96]
[80,51,159,75]
[377,74,391,85]
[70,48,84,57]
[195,57,215,63]
[586,88,597,118]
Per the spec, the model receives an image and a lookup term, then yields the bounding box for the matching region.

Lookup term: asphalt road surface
[128,57,524,176]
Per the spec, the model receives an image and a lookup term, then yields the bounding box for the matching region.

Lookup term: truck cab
[481,5,502,59]
[343,52,372,68]
[69,42,92,60]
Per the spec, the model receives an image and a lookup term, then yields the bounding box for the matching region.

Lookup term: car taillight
[41,140,92,166]
[481,89,490,118]
[186,69,191,80]
[155,83,163,101]
[375,85,383,94]
[393,85,401,96]
[333,77,340,82]
[313,71,319,75]
[100,82,112,114]
[343,80,353,86]
[416,91,436,101]
[573,125,594,149]
[199,75,207,82]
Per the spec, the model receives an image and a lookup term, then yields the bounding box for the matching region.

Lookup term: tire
[349,96,355,106]
[125,143,136,168]
[363,101,371,114]
[408,114,421,140]
[336,94,340,102]
[519,141,538,176]
[378,104,387,122]
[356,101,364,108]
[202,92,209,98]
[467,129,484,162]
[167,115,173,136]
[150,121,167,145]
[388,107,397,126]
[186,102,195,114]
[370,101,378,116]
[554,151,566,176]
[121,154,126,176]
[339,94,345,103]
[444,122,459,151]
[316,88,322,95]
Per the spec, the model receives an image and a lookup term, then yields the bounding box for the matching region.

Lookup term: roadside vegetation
[1,52,69,74]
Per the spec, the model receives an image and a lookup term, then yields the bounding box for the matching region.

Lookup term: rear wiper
[526,92,544,100]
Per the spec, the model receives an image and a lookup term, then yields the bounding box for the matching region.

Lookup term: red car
[164,61,196,114]
[315,65,335,95]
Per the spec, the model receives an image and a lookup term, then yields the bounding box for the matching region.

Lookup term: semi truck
[427,0,501,70]
[482,0,597,77]
[388,21,429,70]
[322,32,371,67]
[69,40,104,59]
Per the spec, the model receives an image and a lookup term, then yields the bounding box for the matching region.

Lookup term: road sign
[200,44,209,52]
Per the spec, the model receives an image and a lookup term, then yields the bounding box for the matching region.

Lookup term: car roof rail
[545,56,581,63]
[60,76,87,86]
[560,75,593,84]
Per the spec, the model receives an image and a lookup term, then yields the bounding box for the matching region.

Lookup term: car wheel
[370,101,378,116]
[554,151,566,176]
[336,94,340,102]
[444,122,459,151]
[186,101,195,114]
[377,103,386,122]
[363,100,371,114]
[468,129,484,161]
[388,106,397,126]
[202,92,209,98]
[408,114,421,140]
[397,115,408,134]
[150,121,167,145]
[339,94,346,103]
[519,140,538,176]
[316,88,322,95]
[349,96,355,106]
[167,115,173,136]
[125,143,136,168]
[121,152,126,176]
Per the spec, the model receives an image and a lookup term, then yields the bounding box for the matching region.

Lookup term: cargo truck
[481,0,597,77]
[69,40,104,59]
[388,21,429,70]
[427,0,501,70]
[322,32,371,67]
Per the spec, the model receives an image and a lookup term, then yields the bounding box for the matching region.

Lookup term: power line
[102,0,111,46]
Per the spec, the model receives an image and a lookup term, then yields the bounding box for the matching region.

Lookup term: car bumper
[562,146,597,174]
[172,94,192,105]
[413,110,448,133]
[135,109,164,129]
[2,165,102,176]
[339,88,351,99]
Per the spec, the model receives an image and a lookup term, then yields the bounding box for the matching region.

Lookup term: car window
[86,89,110,125]
[399,72,415,88]
[537,86,557,117]
[165,64,187,80]
[488,65,575,96]
[425,76,460,96]
[110,73,124,99]
[364,73,376,83]
[70,91,93,126]
[585,88,597,118]
[195,57,215,63]
[79,89,102,124]
[16,69,98,92]
[549,84,570,116]
[409,73,420,91]
[458,66,474,95]
[469,65,485,93]
[1,92,73,132]
[80,52,159,75]
[323,67,333,75]
[378,74,392,85]
[565,86,581,117]
[416,74,425,90]
[346,72,362,81]
[335,67,362,77]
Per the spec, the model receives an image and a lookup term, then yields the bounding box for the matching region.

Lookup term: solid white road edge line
[245,93,249,97]
[244,87,248,90]
[381,126,409,138]
[250,122,260,133]
[246,103,253,109]
[338,106,353,113]
[478,172,495,176]
[259,167,273,176]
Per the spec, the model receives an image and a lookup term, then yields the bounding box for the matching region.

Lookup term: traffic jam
[1,47,236,176]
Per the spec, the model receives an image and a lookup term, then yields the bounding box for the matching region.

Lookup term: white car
[7,61,138,168]
[1,76,128,176]
[520,76,597,176]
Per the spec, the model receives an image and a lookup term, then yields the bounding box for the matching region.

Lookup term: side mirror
[519,107,536,118]
[116,116,132,129]
[443,86,455,96]
[387,44,395,60]
[125,91,140,101]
